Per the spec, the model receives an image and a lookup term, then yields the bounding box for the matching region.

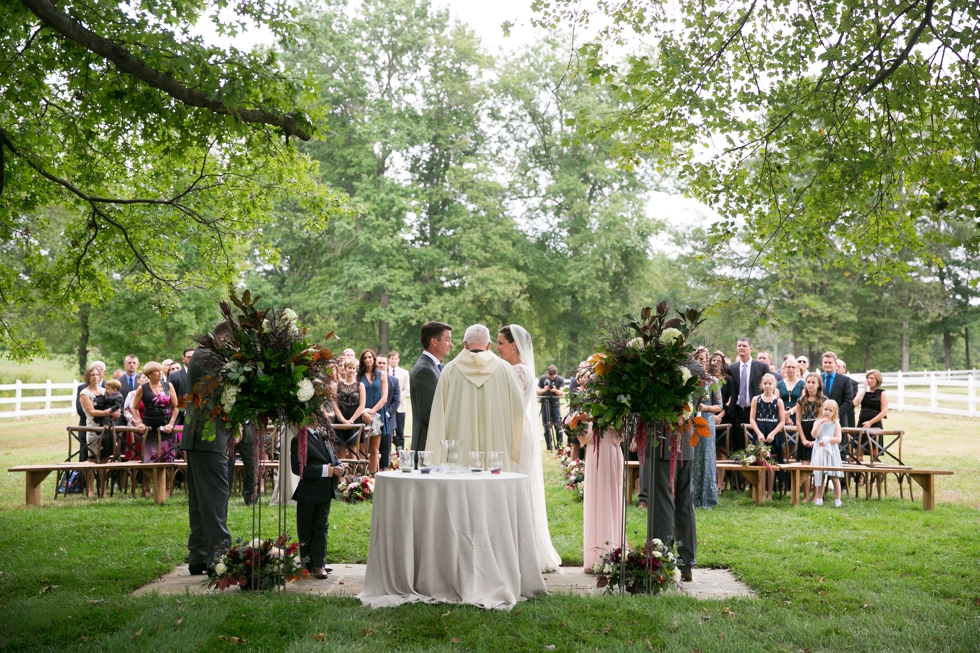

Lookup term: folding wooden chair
[333,424,368,477]
[58,425,109,499]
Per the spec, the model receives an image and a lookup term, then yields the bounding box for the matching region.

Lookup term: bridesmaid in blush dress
[583,424,624,570]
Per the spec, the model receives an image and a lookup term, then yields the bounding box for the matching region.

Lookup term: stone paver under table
[134,565,756,600]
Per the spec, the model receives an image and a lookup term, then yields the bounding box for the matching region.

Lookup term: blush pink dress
[583,428,624,568]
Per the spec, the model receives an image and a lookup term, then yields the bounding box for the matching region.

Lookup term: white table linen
[358,471,547,610]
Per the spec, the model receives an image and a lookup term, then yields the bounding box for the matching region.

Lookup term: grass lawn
[1,413,978,651]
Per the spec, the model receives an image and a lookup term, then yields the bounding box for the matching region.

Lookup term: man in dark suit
[180,324,233,576]
[821,352,856,428]
[119,355,141,397]
[727,337,770,451]
[291,426,344,579]
[168,348,194,426]
[410,321,453,456]
[376,355,400,470]
[836,358,859,428]
[649,420,698,581]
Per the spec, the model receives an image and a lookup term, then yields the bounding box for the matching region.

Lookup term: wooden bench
[716,462,770,504]
[779,463,953,511]
[9,460,279,506]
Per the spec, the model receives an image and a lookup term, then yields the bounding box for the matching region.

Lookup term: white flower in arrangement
[678,366,692,382]
[652,550,663,559]
[628,337,645,350]
[269,547,282,559]
[673,569,681,582]
[747,455,757,464]
[661,327,682,344]
[652,538,663,547]
[250,538,262,549]
[215,563,227,576]
[296,378,315,402]
[220,385,239,412]
[283,308,298,322]
[682,403,695,420]
[293,556,302,566]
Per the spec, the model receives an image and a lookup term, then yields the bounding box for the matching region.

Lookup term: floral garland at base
[207,535,309,591]
[592,539,679,595]
[338,475,375,503]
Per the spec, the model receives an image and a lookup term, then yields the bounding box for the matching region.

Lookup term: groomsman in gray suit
[180,322,234,575]
[410,321,453,455]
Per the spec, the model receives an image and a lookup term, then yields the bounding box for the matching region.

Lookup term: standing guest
[794,373,825,502]
[836,359,859,429]
[727,338,769,455]
[376,355,400,470]
[711,350,733,492]
[291,424,344,579]
[119,355,141,397]
[853,369,889,430]
[582,424,624,571]
[75,360,107,435]
[757,351,783,381]
[121,373,149,461]
[92,379,125,427]
[111,369,124,379]
[160,359,173,384]
[358,349,388,474]
[810,400,845,507]
[691,348,721,509]
[169,351,192,426]
[748,373,786,500]
[342,348,356,363]
[797,355,810,378]
[820,352,855,428]
[77,363,119,495]
[778,355,805,421]
[131,362,179,463]
[179,322,234,576]
[410,321,453,456]
[388,351,411,451]
[331,360,366,457]
[566,363,589,461]
[536,365,565,451]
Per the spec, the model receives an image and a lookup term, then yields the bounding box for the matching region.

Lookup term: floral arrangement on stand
[579,302,719,483]
[188,288,338,476]
[339,475,375,503]
[207,535,309,591]
[730,443,775,469]
[591,539,679,594]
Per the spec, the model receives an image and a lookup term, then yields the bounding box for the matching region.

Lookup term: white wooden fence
[0,380,78,418]
[875,370,978,418]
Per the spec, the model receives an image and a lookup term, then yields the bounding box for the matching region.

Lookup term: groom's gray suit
[641,426,697,572]
[409,353,440,453]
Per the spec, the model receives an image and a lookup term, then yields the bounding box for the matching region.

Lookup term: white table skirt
[358,471,547,610]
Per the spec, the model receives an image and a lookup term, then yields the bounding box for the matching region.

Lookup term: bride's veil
[509,324,539,425]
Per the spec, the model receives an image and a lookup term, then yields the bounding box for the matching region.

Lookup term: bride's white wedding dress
[511,362,562,572]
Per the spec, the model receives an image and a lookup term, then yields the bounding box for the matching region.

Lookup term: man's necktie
[437,363,442,372]
[739,362,749,408]
[825,373,833,394]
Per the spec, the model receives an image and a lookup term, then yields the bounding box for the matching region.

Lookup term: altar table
[358,471,547,610]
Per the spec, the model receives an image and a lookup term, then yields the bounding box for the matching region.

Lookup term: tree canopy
[0,0,343,359]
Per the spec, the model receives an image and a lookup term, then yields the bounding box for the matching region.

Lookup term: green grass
[1,415,979,651]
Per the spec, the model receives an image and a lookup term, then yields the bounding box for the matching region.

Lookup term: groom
[410,321,453,455]
[427,324,525,469]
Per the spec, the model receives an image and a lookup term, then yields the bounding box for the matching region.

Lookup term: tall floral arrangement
[188,289,337,474]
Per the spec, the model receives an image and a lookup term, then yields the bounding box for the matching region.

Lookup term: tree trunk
[378,289,390,355]
[77,303,90,375]
[965,327,971,370]
[942,329,953,370]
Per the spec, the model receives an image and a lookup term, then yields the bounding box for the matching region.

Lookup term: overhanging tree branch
[861,0,935,94]
[19,0,313,140]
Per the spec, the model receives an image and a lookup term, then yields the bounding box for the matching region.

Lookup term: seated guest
[291,426,344,579]
[92,379,125,427]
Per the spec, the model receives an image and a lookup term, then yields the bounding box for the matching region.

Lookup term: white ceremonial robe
[428,349,525,469]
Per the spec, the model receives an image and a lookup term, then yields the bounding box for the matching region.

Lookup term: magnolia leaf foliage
[531,0,980,284]
[0,0,347,359]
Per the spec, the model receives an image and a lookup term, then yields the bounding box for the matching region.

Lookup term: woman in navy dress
[358,349,388,474]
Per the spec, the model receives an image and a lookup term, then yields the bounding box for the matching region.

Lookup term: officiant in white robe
[428,325,525,469]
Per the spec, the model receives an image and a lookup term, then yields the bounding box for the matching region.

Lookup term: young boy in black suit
[291,426,344,579]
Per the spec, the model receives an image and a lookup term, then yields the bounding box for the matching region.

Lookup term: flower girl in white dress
[810,399,844,507]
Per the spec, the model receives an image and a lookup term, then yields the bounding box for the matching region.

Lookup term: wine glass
[398,449,414,473]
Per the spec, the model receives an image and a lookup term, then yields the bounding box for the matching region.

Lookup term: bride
[496,325,562,572]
